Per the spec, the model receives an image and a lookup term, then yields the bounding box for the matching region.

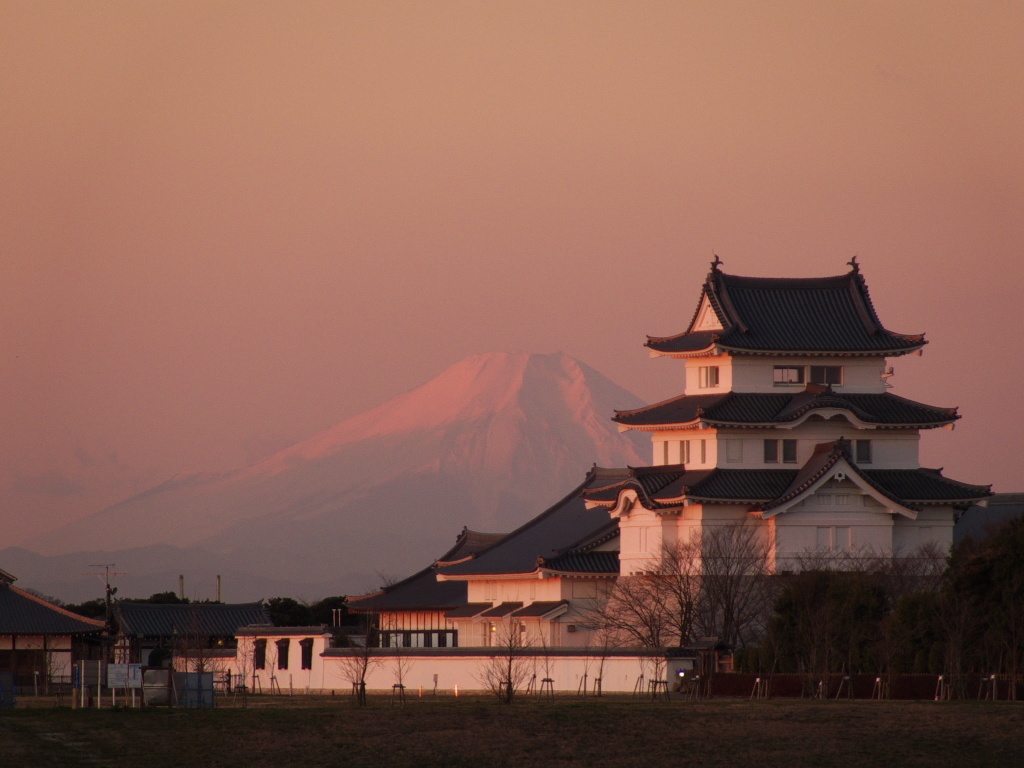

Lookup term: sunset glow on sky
[2,1,1022,543]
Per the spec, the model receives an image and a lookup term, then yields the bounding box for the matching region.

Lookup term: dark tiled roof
[349,527,508,613]
[479,602,523,618]
[439,468,630,577]
[0,584,106,635]
[512,601,569,618]
[540,551,619,574]
[584,448,989,513]
[583,465,787,509]
[686,470,796,503]
[444,603,492,619]
[614,388,956,429]
[347,570,467,613]
[647,268,925,356]
[114,601,270,639]
[863,469,992,506]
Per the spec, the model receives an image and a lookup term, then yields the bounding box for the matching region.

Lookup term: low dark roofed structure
[0,583,106,635]
[647,266,925,357]
[114,601,270,639]
[614,388,957,429]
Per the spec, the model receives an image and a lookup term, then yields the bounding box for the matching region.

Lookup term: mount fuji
[10,353,650,602]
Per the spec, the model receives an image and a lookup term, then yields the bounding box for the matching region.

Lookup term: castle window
[809,365,843,386]
[276,639,290,670]
[855,439,872,463]
[700,439,706,463]
[816,526,852,551]
[764,439,797,464]
[773,366,804,385]
[725,439,743,463]
[253,639,266,670]
[680,440,690,464]
[699,366,720,388]
[300,638,314,670]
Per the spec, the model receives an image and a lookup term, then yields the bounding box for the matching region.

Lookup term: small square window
[764,439,797,464]
[782,439,798,463]
[699,366,720,388]
[725,439,743,463]
[809,365,843,386]
[773,366,804,385]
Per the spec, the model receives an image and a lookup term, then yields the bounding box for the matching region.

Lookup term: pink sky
[2,1,1022,543]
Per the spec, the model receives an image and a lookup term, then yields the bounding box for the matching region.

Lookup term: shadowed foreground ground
[3,694,1023,768]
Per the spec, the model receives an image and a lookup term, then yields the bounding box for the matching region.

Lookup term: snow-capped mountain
[15,353,648,601]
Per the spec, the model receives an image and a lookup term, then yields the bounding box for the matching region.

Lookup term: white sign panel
[108,663,144,688]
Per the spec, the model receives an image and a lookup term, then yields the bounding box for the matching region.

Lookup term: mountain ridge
[16,352,649,601]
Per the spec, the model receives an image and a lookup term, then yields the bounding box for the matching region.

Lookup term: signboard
[108,664,144,689]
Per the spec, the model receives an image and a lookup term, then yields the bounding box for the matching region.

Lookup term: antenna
[84,563,127,625]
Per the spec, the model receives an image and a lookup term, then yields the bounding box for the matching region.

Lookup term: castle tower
[584,259,990,574]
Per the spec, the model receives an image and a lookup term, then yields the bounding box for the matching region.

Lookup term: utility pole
[85,564,127,626]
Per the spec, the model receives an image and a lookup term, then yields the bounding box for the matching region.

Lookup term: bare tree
[390,645,414,703]
[695,523,774,650]
[597,538,703,651]
[478,620,532,704]
[338,618,381,706]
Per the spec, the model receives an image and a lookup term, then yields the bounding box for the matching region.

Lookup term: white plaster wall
[467,577,561,604]
[729,356,889,394]
[892,507,955,554]
[773,485,898,569]
[233,633,332,694]
[713,426,920,470]
[653,430,716,468]
[683,356,732,396]
[321,652,656,695]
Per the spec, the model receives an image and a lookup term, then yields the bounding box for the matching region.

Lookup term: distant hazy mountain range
[3,353,648,603]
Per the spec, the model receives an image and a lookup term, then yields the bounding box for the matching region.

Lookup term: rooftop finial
[848,254,859,273]
[710,254,723,273]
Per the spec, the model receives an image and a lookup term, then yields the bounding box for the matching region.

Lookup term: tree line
[589,518,1024,699]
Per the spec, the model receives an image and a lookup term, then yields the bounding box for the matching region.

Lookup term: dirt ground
[3,693,1024,768]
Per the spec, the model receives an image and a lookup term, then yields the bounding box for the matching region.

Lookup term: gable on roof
[647,265,926,357]
[582,442,990,518]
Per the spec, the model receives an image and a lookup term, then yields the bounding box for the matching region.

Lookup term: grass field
[3,694,1023,768]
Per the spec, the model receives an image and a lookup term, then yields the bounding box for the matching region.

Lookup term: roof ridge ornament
[848,254,860,273]
[710,254,723,275]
